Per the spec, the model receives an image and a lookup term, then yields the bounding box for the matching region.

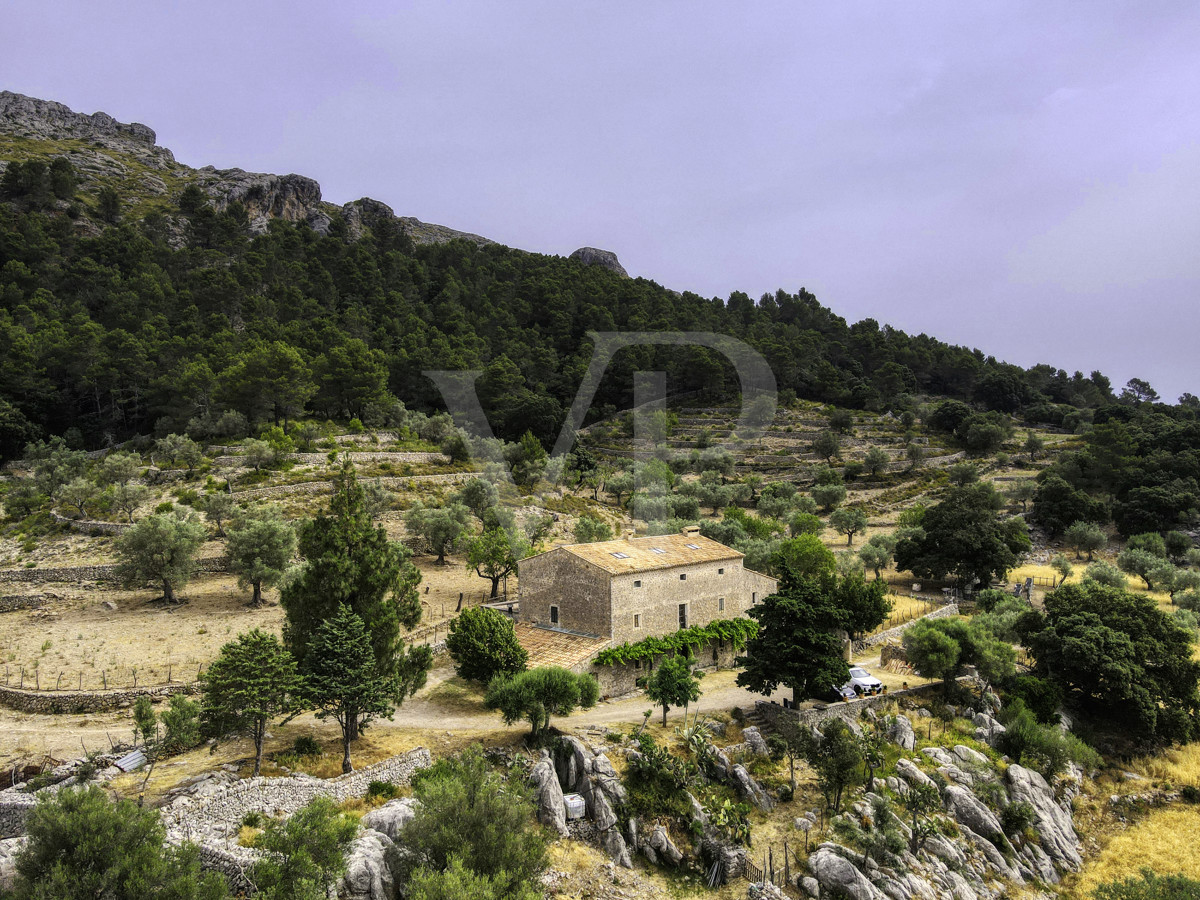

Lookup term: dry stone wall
[161,748,432,840]
[860,601,959,649]
[0,595,47,613]
[0,682,197,714]
[0,556,229,585]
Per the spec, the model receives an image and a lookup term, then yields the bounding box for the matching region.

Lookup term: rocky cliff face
[570,246,629,277]
[0,90,493,247]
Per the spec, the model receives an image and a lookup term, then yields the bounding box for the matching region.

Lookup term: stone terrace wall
[0,681,197,714]
[0,747,432,845]
[860,602,959,650]
[212,451,448,467]
[49,511,130,535]
[754,682,945,732]
[0,594,47,613]
[233,471,475,500]
[0,556,229,585]
[161,747,433,838]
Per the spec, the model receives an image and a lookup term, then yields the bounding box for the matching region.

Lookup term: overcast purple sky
[4,2,1198,400]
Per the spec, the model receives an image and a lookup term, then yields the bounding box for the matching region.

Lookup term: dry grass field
[0,555,508,691]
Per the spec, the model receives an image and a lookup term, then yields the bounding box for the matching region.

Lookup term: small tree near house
[645,651,702,726]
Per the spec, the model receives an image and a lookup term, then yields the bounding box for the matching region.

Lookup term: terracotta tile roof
[540,532,743,575]
[514,623,610,670]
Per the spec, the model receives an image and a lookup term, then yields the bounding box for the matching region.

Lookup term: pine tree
[304,605,417,773]
[281,462,422,737]
[200,629,303,776]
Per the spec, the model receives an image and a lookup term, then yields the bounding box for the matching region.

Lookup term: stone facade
[518,531,776,643]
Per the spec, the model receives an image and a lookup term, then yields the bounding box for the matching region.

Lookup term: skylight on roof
[610,552,630,559]
[685,543,700,550]
[650,547,666,554]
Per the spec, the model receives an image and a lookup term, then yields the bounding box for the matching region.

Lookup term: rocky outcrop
[886,715,916,750]
[731,764,774,811]
[361,797,420,843]
[895,758,936,791]
[569,247,628,277]
[643,825,683,867]
[943,785,1004,842]
[1006,764,1082,871]
[0,91,495,250]
[191,167,336,235]
[0,91,165,158]
[529,752,568,836]
[741,726,770,756]
[340,830,396,900]
[809,846,886,900]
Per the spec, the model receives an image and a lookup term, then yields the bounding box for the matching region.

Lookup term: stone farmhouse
[515,527,777,695]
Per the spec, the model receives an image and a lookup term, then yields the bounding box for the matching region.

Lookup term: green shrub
[1000,800,1035,837]
[996,701,1101,777]
[366,780,400,802]
[292,736,322,757]
[242,810,264,829]
[1182,785,1200,804]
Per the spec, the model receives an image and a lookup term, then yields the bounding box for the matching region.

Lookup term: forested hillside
[0,146,1136,457]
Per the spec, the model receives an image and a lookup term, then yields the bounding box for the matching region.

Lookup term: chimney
[680,525,700,536]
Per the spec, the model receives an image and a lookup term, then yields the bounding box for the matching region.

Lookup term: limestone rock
[895,758,937,791]
[602,827,633,868]
[569,247,628,277]
[920,747,954,766]
[340,830,395,900]
[924,834,967,869]
[646,824,683,866]
[943,786,1004,841]
[741,726,770,756]
[887,716,916,750]
[1006,764,1081,872]
[809,847,886,900]
[589,753,627,805]
[732,764,774,811]
[555,735,593,794]
[0,838,26,892]
[953,745,989,766]
[529,753,568,836]
[360,797,420,843]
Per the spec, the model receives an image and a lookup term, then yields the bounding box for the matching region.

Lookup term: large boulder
[602,827,633,868]
[741,726,770,756]
[589,753,627,805]
[895,758,937,791]
[943,786,1004,842]
[808,847,886,900]
[529,753,568,836]
[887,716,916,750]
[340,830,396,900]
[1006,764,1081,872]
[360,798,420,843]
[646,825,683,866]
[555,735,593,794]
[953,745,989,766]
[731,765,774,811]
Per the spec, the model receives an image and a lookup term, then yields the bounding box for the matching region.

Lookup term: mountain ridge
[0,90,505,250]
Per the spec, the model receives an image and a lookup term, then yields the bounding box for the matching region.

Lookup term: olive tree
[114,509,207,603]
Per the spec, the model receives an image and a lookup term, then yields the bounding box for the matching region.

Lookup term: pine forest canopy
[0,141,1192,459]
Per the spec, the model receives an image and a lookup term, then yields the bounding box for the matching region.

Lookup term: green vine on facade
[594,618,759,667]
